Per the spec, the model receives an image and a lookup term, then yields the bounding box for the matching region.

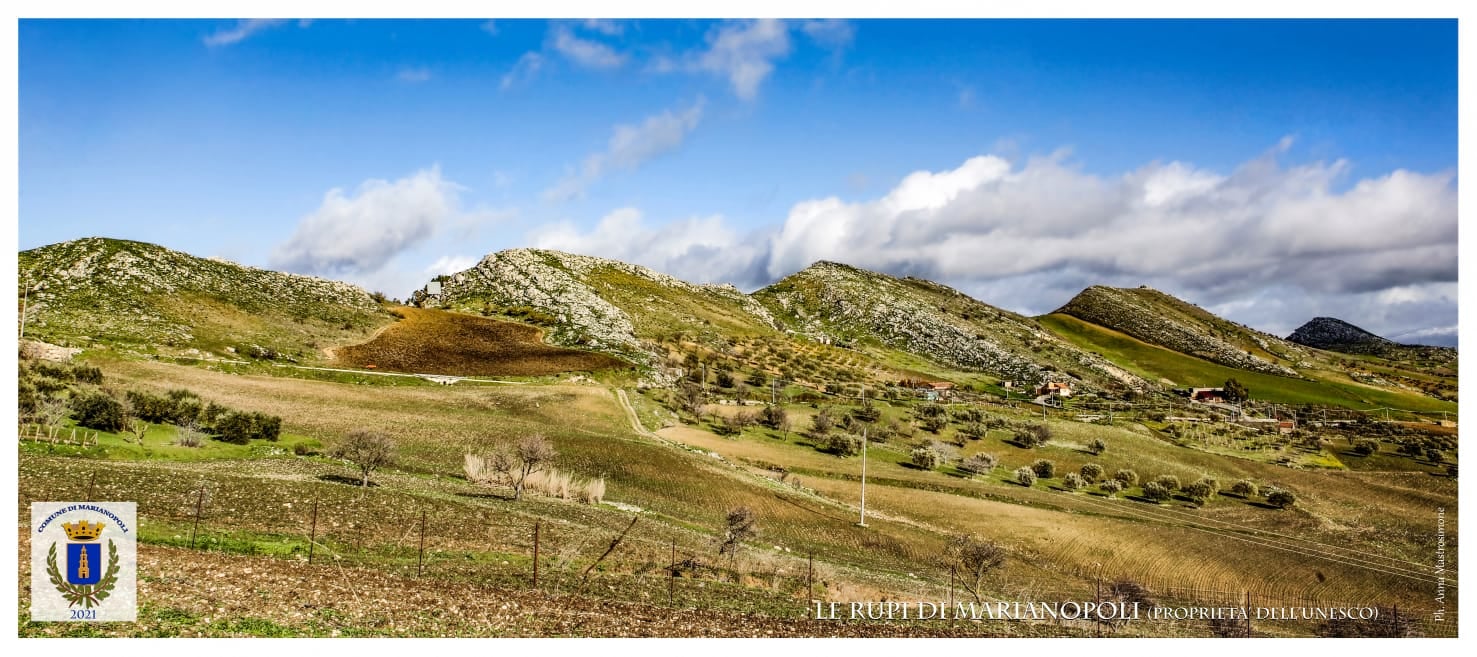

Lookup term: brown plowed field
[332,307,627,376]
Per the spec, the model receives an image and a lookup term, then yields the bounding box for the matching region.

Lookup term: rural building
[908,380,956,401]
[1188,387,1226,403]
[1035,381,1073,398]
[1277,420,1297,435]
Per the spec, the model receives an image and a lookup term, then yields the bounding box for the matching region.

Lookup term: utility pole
[859,426,868,527]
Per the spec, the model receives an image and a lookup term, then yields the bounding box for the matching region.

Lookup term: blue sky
[18,18,1459,344]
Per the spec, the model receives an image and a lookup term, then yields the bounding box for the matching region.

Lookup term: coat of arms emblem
[45,519,121,609]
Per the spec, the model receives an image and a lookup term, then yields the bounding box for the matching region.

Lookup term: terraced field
[332,307,628,377]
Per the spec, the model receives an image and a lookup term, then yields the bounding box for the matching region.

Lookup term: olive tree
[331,429,397,488]
[944,535,1006,603]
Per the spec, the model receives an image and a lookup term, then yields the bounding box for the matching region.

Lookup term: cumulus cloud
[544,97,706,201]
[425,254,479,276]
[500,52,544,91]
[655,19,792,100]
[270,167,464,276]
[549,24,627,69]
[203,19,291,47]
[534,142,1457,341]
[529,207,768,286]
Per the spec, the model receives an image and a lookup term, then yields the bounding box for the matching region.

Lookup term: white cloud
[203,19,290,47]
[270,167,465,276]
[480,20,499,36]
[544,97,706,201]
[801,19,855,51]
[396,67,432,83]
[529,207,766,285]
[500,52,544,91]
[581,19,624,36]
[425,255,478,276]
[550,25,627,69]
[659,19,791,101]
[531,142,1456,342]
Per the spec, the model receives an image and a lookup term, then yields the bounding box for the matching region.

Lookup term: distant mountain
[19,237,391,359]
[1289,317,1457,362]
[1052,285,1303,377]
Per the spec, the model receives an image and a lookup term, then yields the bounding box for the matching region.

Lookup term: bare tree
[331,429,397,488]
[945,534,1006,603]
[35,396,69,441]
[491,434,557,501]
[174,421,205,448]
[128,418,150,445]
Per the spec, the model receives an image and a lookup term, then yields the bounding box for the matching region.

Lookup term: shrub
[175,422,206,448]
[759,405,787,430]
[1266,488,1297,509]
[1099,479,1124,496]
[1184,480,1215,505]
[1151,474,1181,492]
[69,364,104,385]
[959,453,998,475]
[1014,424,1052,448]
[1014,467,1037,486]
[920,415,948,434]
[214,411,282,444]
[72,390,125,432]
[826,433,862,457]
[1230,479,1259,497]
[851,403,881,424]
[1031,459,1055,479]
[124,390,177,424]
[1113,469,1139,487]
[910,446,941,470]
[1080,463,1104,483]
[809,408,834,436]
[1088,438,1107,455]
[1351,439,1379,456]
[1062,472,1085,491]
[1425,448,1445,463]
[1142,481,1172,502]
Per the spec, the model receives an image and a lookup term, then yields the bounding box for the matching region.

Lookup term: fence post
[669,540,676,608]
[307,500,319,564]
[531,520,540,589]
[417,508,427,576]
[189,485,205,550]
[1245,590,1253,637]
[86,471,96,502]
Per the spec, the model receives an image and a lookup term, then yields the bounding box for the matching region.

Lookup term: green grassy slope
[1040,313,1456,414]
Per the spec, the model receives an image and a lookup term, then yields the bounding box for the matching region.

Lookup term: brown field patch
[332,307,628,376]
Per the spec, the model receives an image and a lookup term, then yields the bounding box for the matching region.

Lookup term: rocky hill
[19,237,390,359]
[1289,316,1457,363]
[1054,286,1302,377]
[752,262,1149,393]
[425,248,779,364]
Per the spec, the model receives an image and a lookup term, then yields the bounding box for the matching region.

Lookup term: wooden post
[669,540,676,608]
[190,485,205,549]
[1244,590,1252,637]
[85,471,96,502]
[417,508,427,576]
[307,500,319,564]
[531,520,540,589]
[947,567,954,613]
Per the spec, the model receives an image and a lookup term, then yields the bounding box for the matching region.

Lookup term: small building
[1035,381,1073,398]
[911,381,956,401]
[1277,420,1296,435]
[1189,387,1226,404]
